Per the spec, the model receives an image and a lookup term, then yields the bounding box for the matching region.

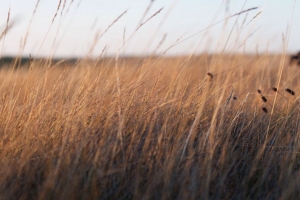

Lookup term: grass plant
[0,1,300,199]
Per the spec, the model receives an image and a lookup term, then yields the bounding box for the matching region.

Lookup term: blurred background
[0,0,299,58]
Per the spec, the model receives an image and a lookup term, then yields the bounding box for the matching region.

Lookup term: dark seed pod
[206,72,213,81]
[233,96,237,100]
[262,107,268,113]
[272,87,277,92]
[261,96,267,102]
[257,89,262,94]
[285,88,295,96]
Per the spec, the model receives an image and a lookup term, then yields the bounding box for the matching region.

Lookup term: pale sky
[0,0,299,58]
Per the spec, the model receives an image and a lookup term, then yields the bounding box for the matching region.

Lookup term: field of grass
[1,0,300,199]
[0,54,300,199]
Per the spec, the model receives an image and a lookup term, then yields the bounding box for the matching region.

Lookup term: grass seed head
[206,72,213,81]
[285,88,295,96]
[262,107,268,113]
[261,96,267,102]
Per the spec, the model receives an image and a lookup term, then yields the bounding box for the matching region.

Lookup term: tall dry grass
[1,1,300,199]
[0,54,299,199]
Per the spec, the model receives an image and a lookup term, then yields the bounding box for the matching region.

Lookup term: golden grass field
[1,1,300,199]
[0,54,300,199]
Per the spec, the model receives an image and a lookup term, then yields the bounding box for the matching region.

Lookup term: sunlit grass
[0,54,299,199]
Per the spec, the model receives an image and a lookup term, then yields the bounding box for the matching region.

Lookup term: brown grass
[0,54,299,199]
[0,1,300,199]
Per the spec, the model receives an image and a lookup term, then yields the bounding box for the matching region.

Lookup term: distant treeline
[0,56,149,68]
[0,54,295,69]
[0,56,79,68]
